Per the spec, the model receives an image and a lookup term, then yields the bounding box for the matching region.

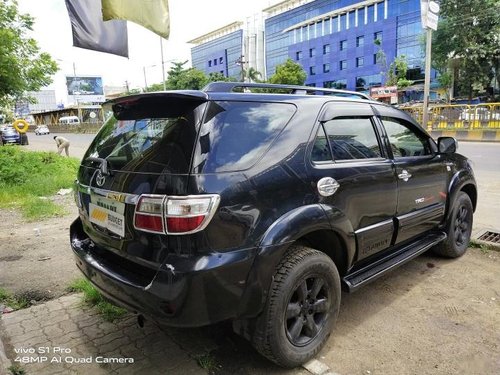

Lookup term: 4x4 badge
[96,170,106,187]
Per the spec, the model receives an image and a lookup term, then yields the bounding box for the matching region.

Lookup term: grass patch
[196,353,220,373]
[0,287,29,310]
[0,147,79,220]
[8,364,26,375]
[68,278,127,322]
[470,239,491,253]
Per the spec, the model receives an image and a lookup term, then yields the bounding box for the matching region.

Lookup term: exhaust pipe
[137,314,145,328]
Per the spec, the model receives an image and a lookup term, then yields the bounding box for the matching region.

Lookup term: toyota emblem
[96,170,106,187]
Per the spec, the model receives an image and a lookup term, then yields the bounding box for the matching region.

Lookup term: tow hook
[137,314,146,328]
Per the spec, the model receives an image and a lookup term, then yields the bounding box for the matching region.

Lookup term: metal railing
[401,103,500,130]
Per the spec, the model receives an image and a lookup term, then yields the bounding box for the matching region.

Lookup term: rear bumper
[70,218,257,327]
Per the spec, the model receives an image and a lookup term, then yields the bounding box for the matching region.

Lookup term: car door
[307,102,398,262]
[377,111,448,244]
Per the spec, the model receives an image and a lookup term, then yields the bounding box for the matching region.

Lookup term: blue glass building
[265,0,427,91]
[189,22,245,80]
[190,0,432,93]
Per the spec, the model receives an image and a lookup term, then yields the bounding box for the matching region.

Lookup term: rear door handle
[398,169,412,182]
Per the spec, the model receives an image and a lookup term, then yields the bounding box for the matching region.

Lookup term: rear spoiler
[106,91,209,120]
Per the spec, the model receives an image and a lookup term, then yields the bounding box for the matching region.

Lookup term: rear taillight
[133,194,220,235]
[134,195,166,234]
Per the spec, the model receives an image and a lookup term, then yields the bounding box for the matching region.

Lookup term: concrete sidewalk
[0,294,210,375]
[0,294,310,375]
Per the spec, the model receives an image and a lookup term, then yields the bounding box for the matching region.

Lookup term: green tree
[268,59,307,85]
[207,72,234,82]
[0,0,58,107]
[432,0,500,100]
[243,67,263,83]
[175,68,208,90]
[147,61,209,91]
[386,55,414,89]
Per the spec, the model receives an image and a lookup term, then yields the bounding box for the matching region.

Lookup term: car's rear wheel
[433,191,473,258]
[252,245,340,368]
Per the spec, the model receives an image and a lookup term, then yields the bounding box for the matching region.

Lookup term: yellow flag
[101,0,170,39]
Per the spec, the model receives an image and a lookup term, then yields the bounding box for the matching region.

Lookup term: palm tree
[244,67,263,83]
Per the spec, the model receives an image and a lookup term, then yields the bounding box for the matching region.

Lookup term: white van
[59,116,80,125]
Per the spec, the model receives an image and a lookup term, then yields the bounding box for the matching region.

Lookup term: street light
[143,64,157,92]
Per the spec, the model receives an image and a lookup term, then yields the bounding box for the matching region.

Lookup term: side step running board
[343,232,446,293]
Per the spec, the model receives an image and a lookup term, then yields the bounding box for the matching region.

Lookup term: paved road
[457,142,500,231]
[23,132,95,159]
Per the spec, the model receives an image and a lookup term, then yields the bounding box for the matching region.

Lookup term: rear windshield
[192,101,296,173]
[83,98,205,174]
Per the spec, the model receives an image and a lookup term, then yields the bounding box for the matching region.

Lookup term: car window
[192,101,296,173]
[319,117,382,161]
[381,117,432,158]
[312,126,332,162]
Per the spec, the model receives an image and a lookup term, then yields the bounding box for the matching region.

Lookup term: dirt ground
[1,198,499,374]
[0,194,80,301]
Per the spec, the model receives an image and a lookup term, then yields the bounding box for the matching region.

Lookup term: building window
[323,79,347,89]
[340,60,347,70]
[323,44,330,54]
[296,51,302,60]
[356,57,364,67]
[220,70,224,75]
[208,60,212,67]
[310,66,316,75]
[219,57,223,64]
[323,63,330,73]
[213,59,217,66]
[340,40,347,51]
[356,36,364,47]
[373,53,383,65]
[374,31,382,43]
[309,48,316,58]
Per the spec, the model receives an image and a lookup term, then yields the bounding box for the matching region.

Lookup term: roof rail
[203,81,372,100]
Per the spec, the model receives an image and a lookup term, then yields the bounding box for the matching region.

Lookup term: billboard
[66,76,105,103]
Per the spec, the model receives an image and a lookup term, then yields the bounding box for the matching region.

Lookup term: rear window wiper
[86,157,112,176]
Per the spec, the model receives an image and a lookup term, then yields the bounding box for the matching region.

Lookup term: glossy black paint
[71,90,477,327]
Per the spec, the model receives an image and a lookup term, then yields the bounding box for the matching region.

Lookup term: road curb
[430,129,500,142]
[472,228,500,252]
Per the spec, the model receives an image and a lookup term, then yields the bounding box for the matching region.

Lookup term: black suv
[71,83,476,367]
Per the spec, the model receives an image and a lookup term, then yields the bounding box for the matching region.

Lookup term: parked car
[59,116,80,125]
[1,126,21,145]
[70,83,477,368]
[35,125,50,135]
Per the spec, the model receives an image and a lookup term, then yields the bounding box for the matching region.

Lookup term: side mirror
[438,137,457,154]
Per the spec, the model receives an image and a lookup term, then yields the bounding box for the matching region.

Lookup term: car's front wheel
[434,191,473,258]
[252,245,341,368]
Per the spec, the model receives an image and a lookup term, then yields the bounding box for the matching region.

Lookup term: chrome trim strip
[75,181,140,204]
[354,219,394,234]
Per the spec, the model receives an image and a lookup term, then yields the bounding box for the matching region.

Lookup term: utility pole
[421,0,440,130]
[422,28,433,130]
[143,66,148,92]
[73,62,81,124]
[236,55,247,82]
[160,37,166,91]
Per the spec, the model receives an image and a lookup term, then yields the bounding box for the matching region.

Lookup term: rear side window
[314,117,382,161]
[192,101,296,173]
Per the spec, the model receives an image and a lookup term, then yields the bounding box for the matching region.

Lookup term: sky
[17,0,278,105]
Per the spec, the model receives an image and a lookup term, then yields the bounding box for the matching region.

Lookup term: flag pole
[160,36,166,91]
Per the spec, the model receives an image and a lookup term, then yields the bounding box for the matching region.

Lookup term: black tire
[252,245,341,368]
[433,192,473,258]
